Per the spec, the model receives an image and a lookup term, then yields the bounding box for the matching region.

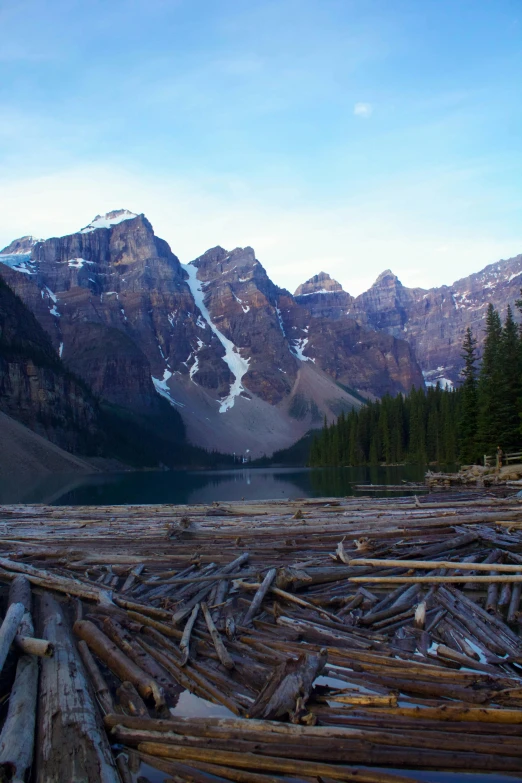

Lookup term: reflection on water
[0,465,431,506]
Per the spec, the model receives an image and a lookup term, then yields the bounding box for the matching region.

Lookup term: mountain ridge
[1,210,424,457]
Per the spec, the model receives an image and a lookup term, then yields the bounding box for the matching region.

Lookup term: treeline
[310,298,522,467]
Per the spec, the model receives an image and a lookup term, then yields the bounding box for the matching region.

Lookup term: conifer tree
[458,326,478,463]
[476,304,503,456]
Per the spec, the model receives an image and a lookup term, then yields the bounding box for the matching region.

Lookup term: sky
[1,0,521,295]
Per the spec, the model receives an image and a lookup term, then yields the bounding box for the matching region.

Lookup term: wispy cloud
[354,102,373,118]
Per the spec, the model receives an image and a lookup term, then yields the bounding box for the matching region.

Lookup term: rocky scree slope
[1,211,423,457]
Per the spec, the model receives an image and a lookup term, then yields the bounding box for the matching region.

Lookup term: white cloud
[0,163,520,298]
[354,102,373,118]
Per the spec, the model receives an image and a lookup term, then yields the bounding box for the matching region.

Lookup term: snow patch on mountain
[422,369,454,390]
[183,262,250,413]
[68,257,94,269]
[152,369,185,407]
[297,289,335,297]
[292,337,313,362]
[0,253,36,275]
[80,210,138,233]
[276,307,286,337]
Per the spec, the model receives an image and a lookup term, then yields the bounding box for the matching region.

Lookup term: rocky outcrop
[294,273,354,321]
[0,235,41,255]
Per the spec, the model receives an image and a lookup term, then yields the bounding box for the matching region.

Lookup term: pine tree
[498,305,522,449]
[476,304,503,456]
[458,326,478,463]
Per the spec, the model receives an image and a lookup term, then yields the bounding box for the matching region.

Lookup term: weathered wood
[0,654,38,783]
[243,568,277,626]
[136,742,428,781]
[201,602,234,670]
[0,576,37,783]
[0,603,25,676]
[172,553,250,625]
[117,681,149,717]
[180,603,199,666]
[349,557,522,572]
[14,634,53,658]
[77,639,115,715]
[36,594,120,782]
[249,650,327,720]
[73,619,165,707]
[121,563,144,593]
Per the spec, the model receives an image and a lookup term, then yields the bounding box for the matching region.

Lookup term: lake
[0,464,432,505]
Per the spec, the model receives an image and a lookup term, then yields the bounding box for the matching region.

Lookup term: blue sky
[1,0,521,294]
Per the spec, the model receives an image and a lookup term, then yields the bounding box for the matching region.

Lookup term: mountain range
[1,209,520,463]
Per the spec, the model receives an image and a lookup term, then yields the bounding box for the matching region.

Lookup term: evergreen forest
[309,297,522,467]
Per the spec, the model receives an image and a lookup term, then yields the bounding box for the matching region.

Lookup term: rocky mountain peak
[372,269,401,287]
[294,272,344,297]
[0,236,41,255]
[80,209,139,233]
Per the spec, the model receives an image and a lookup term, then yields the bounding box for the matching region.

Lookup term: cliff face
[1,210,426,457]
[346,256,522,385]
[0,276,102,454]
[286,285,424,397]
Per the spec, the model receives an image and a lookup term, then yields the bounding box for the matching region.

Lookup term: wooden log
[349,556,522,572]
[8,574,31,610]
[137,638,242,715]
[350,575,522,583]
[115,752,134,783]
[243,569,276,627]
[249,649,326,720]
[117,681,149,717]
[0,558,113,604]
[136,742,433,782]
[100,616,178,697]
[73,619,165,707]
[126,610,183,640]
[36,594,120,782]
[15,635,54,658]
[0,576,37,783]
[180,603,199,666]
[136,751,314,783]
[0,603,25,676]
[508,583,522,623]
[172,554,250,625]
[0,653,37,783]
[201,602,234,670]
[77,639,115,716]
[121,563,144,593]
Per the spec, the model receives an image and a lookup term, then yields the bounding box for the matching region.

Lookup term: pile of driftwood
[1,493,522,781]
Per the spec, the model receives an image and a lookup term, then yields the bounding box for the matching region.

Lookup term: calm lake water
[0,465,433,505]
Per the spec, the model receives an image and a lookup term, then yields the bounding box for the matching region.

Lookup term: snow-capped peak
[80,210,138,233]
[0,236,41,255]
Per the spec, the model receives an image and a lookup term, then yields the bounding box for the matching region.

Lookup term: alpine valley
[1,209,520,468]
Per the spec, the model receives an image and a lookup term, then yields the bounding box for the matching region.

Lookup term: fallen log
[201,602,234,670]
[249,649,327,721]
[243,568,277,627]
[180,603,199,666]
[0,576,38,783]
[36,594,120,782]
[73,619,165,707]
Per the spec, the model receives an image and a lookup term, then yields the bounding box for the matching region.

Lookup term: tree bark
[36,594,120,782]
